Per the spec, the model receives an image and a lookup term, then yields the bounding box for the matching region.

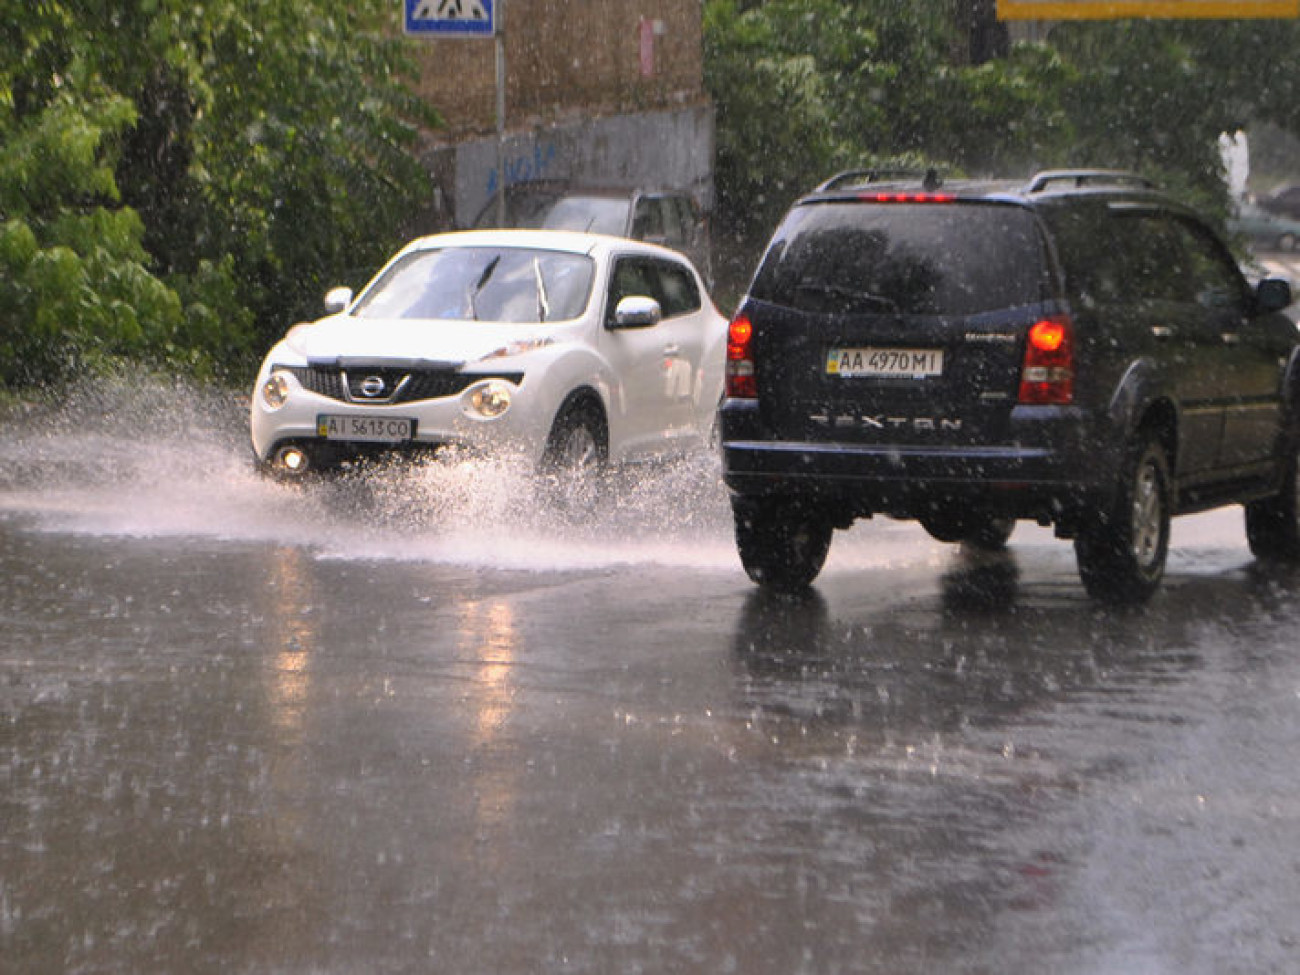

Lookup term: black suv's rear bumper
[719,399,1118,524]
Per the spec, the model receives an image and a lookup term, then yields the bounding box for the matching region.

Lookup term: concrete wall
[440,103,715,228]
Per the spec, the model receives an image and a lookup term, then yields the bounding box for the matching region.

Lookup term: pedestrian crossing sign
[404,0,495,36]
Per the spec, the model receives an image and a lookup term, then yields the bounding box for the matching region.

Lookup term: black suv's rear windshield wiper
[792,282,899,313]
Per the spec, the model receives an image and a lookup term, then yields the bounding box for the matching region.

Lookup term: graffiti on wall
[484,142,561,198]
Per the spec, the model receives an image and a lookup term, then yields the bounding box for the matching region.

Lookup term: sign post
[404,1,506,224]
[494,1,506,225]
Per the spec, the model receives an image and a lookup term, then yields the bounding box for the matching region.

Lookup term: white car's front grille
[284,365,522,404]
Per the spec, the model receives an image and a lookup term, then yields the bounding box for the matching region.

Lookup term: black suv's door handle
[1151,326,1174,339]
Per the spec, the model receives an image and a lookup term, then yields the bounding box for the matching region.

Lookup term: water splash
[3,378,1089,576]
[0,378,743,572]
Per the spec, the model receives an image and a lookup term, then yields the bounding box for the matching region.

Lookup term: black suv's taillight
[726,313,757,399]
[1019,316,1074,405]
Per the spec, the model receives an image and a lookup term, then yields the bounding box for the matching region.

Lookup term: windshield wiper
[533,257,551,322]
[466,254,502,320]
[793,282,899,313]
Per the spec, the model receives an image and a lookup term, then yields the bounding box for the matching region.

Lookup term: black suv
[719,169,1300,601]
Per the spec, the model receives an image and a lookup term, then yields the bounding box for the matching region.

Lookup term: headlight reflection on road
[457,599,522,840]
[265,547,319,741]
[459,599,519,742]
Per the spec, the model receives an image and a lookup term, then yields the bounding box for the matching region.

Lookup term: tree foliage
[704,1,1300,263]
[0,0,436,388]
[703,0,1075,287]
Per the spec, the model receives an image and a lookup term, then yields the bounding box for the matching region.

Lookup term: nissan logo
[359,375,387,398]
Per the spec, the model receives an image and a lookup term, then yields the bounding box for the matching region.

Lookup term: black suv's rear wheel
[733,498,832,592]
[1074,435,1171,603]
[1245,435,1300,561]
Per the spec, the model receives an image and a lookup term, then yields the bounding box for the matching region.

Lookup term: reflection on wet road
[2,384,1299,973]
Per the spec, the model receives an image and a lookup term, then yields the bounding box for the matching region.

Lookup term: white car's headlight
[465,380,514,419]
[483,337,553,360]
[261,370,293,410]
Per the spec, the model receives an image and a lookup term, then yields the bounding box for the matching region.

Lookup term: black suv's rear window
[749,201,1049,316]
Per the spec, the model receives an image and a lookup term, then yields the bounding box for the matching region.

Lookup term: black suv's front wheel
[1074,434,1171,603]
[733,497,832,592]
[1245,434,1300,561]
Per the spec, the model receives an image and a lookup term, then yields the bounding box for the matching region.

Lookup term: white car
[250,230,727,476]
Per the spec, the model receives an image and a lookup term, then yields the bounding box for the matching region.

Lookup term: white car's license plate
[826,347,944,379]
[316,415,416,442]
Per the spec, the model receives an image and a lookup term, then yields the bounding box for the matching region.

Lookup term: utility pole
[495,0,507,225]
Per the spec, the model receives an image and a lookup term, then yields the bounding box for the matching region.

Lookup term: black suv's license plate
[827,347,944,379]
[316,414,416,442]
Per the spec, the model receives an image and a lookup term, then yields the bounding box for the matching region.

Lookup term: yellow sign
[999,1,1300,17]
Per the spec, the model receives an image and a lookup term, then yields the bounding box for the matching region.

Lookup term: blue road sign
[405,0,495,36]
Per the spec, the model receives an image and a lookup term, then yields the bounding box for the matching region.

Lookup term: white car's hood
[282,315,552,365]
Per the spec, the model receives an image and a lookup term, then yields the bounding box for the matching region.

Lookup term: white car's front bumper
[250,364,553,473]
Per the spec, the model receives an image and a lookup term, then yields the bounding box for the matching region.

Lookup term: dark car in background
[1258,182,1300,221]
[719,169,1300,602]
[474,181,712,283]
[1230,201,1300,252]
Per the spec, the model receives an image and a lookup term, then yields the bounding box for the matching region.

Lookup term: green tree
[1048,18,1300,218]
[703,0,1074,283]
[0,0,436,388]
[704,0,843,281]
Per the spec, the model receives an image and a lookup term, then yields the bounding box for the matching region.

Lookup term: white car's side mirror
[323,287,354,315]
[612,295,662,329]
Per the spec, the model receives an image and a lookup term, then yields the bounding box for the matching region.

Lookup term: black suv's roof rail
[815,168,945,193]
[1026,169,1157,193]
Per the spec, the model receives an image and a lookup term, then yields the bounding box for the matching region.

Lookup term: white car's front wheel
[539,399,608,512]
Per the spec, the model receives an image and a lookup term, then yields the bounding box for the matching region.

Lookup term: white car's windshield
[352,247,595,323]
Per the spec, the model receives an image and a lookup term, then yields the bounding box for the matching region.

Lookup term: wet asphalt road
[3,393,1300,975]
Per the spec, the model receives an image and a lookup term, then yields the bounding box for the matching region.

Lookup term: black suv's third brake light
[859,193,957,203]
[1019,316,1075,405]
[726,314,757,399]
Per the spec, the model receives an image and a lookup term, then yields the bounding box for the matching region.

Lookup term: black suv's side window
[1050,205,1245,311]
[1045,203,1126,306]
[1168,217,1249,311]
[606,256,702,322]
[1057,209,1184,304]
[1119,213,1190,303]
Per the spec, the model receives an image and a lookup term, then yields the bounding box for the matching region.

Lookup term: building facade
[406,0,714,231]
